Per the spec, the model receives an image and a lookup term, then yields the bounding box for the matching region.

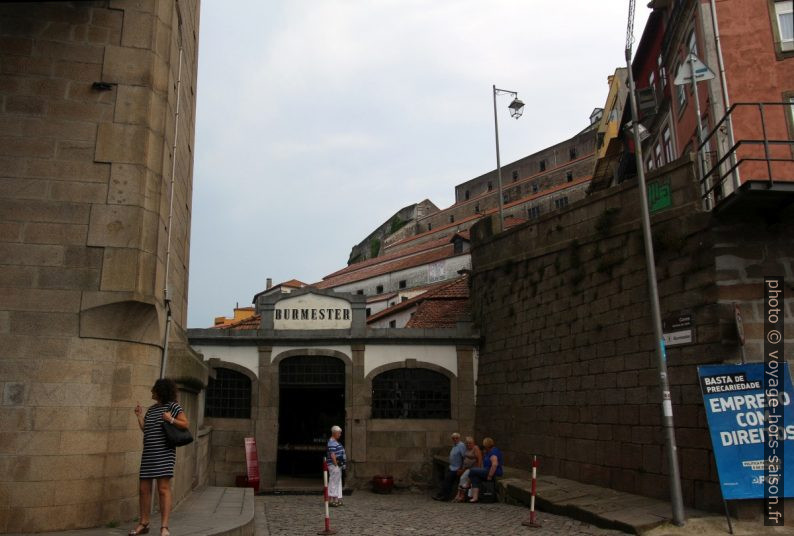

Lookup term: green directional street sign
[648,176,672,213]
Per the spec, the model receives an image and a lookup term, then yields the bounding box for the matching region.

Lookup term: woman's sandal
[128,522,149,536]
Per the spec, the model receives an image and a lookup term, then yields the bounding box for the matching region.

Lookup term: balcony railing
[698,102,794,207]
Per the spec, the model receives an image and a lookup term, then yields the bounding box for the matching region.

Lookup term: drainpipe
[709,0,740,192]
[160,20,184,379]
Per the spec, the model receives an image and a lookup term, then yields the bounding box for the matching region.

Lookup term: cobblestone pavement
[254,491,626,536]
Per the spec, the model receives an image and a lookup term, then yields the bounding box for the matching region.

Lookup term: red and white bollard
[521,455,542,528]
[317,458,337,535]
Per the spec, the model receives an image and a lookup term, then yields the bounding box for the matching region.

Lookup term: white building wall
[364,345,457,377]
[368,306,417,328]
[194,343,460,387]
[271,345,353,363]
[194,345,260,377]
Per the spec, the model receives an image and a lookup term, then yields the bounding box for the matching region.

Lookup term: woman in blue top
[467,437,503,503]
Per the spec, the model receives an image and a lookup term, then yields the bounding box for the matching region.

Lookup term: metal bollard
[521,455,542,528]
[317,457,337,535]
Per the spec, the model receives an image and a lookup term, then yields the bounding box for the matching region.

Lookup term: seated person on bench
[467,437,503,503]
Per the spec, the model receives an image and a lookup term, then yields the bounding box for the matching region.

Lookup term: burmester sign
[273,293,352,330]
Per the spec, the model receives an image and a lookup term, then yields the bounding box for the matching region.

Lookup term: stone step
[5,487,255,536]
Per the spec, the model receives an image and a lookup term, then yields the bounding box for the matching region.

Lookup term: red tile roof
[315,244,465,289]
[211,314,262,330]
[324,235,453,280]
[384,177,588,251]
[366,276,469,325]
[406,299,471,328]
[278,279,308,288]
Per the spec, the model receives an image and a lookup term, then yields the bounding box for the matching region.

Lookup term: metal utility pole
[492,86,525,233]
[625,0,686,526]
[493,84,504,232]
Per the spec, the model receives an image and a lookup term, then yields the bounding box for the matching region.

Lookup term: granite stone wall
[469,155,793,512]
[0,1,206,531]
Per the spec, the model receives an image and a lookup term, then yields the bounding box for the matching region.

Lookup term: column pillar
[256,345,277,489]
[456,346,476,436]
[349,343,368,482]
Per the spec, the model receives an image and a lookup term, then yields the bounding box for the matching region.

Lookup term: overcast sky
[187,1,651,327]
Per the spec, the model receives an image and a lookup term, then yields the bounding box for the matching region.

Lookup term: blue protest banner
[698,363,794,500]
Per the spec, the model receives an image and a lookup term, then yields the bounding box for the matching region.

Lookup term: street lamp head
[508,97,525,119]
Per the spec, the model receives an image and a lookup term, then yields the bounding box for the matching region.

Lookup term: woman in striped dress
[129,379,190,536]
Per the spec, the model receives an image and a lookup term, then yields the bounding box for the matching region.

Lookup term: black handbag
[479,480,498,503]
[162,404,193,447]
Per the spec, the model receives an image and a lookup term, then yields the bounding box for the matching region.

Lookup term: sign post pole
[626,41,687,527]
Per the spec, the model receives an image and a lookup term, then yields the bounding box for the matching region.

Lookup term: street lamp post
[493,85,525,232]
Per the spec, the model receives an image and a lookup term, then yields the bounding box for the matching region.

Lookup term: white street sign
[673,53,716,86]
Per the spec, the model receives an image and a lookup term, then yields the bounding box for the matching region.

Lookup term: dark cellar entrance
[277,356,345,477]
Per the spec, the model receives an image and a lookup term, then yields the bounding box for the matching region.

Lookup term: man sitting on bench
[432,432,466,501]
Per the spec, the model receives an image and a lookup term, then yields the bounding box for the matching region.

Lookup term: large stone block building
[0,2,206,532]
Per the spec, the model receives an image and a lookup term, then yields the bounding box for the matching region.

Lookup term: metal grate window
[205,368,251,419]
[280,356,345,386]
[371,368,450,419]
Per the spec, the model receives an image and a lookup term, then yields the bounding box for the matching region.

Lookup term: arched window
[371,368,450,419]
[205,367,252,419]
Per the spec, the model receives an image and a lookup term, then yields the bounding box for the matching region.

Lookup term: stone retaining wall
[469,155,793,512]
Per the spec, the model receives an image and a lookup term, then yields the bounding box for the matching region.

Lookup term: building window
[527,206,541,220]
[376,284,384,294]
[655,143,664,167]
[539,160,546,172]
[427,223,432,231]
[658,54,666,89]
[371,368,450,419]
[774,1,794,52]
[465,190,470,200]
[487,181,493,191]
[531,182,538,193]
[648,71,655,93]
[566,171,573,182]
[663,127,674,163]
[449,214,454,223]
[356,289,364,295]
[388,320,397,328]
[399,280,406,289]
[366,308,371,316]
[475,203,480,213]
[502,192,509,203]
[205,368,251,419]
[401,296,408,302]
[512,170,519,182]
[280,356,345,386]
[554,196,569,209]
[646,156,655,172]
[676,63,686,109]
[569,147,577,160]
